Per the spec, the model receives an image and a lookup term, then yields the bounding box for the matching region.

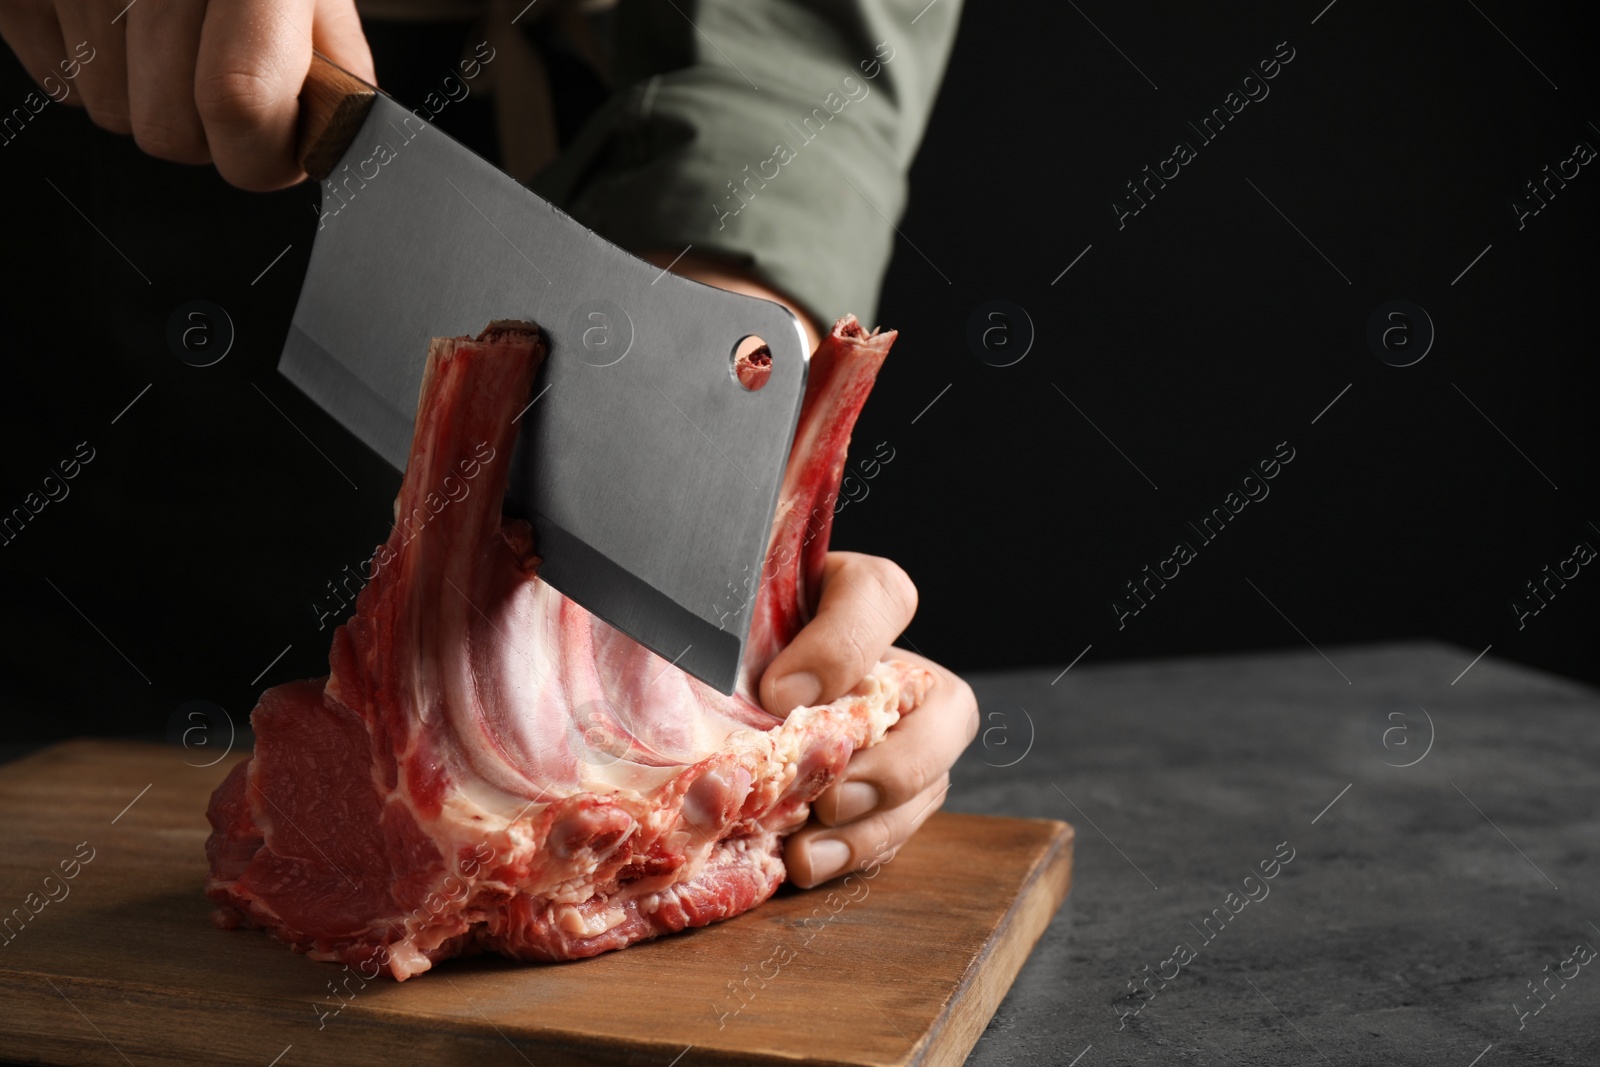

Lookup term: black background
[0,0,1596,749]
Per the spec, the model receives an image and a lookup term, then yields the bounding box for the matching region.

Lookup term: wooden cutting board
[0,740,1072,1067]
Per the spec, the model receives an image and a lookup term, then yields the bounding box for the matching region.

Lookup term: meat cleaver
[281,54,809,695]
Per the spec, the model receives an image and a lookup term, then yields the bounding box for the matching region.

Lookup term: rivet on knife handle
[297,53,378,181]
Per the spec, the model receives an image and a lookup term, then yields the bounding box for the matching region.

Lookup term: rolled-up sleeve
[529,0,961,329]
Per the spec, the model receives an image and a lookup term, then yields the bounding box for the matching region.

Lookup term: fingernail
[772,671,821,712]
[833,781,880,823]
[800,838,851,887]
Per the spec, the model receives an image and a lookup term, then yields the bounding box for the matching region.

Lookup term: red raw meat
[205,316,931,979]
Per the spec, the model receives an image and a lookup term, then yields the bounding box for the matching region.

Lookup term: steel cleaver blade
[279,55,809,694]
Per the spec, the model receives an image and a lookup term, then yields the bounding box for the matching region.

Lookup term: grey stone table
[950,642,1599,1067]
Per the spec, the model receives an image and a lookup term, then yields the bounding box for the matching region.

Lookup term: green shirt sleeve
[528,0,962,331]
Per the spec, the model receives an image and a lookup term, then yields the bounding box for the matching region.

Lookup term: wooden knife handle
[298,52,378,181]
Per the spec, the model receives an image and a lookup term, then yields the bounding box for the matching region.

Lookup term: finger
[785,772,949,889]
[0,2,70,96]
[54,0,129,132]
[126,0,208,163]
[813,650,977,826]
[310,0,374,85]
[761,552,918,716]
[195,0,314,190]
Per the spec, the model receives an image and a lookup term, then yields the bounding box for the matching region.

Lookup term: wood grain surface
[297,53,377,180]
[0,740,1072,1067]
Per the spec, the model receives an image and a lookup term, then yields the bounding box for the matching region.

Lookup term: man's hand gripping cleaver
[282,55,809,695]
